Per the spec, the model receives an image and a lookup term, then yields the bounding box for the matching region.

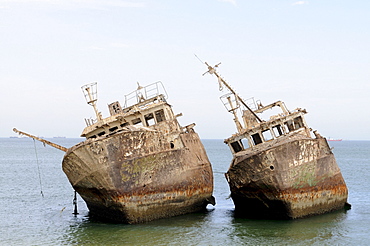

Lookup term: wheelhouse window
[241,138,250,149]
[251,133,263,145]
[132,118,143,126]
[155,109,165,123]
[272,125,283,137]
[285,120,295,132]
[285,117,304,132]
[109,126,118,132]
[144,113,155,126]
[262,129,273,141]
[294,116,304,129]
[230,141,243,153]
[120,122,129,128]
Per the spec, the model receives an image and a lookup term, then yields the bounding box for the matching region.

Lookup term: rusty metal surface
[67,82,215,223]
[226,136,348,219]
[14,82,215,223]
[62,128,214,223]
[202,61,349,219]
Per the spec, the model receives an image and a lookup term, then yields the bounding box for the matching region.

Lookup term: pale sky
[1,0,369,140]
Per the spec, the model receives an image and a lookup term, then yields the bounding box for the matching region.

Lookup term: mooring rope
[33,139,44,197]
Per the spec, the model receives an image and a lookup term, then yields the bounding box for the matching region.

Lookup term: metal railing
[124,81,168,108]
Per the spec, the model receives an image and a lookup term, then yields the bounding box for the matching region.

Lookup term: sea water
[0,138,369,245]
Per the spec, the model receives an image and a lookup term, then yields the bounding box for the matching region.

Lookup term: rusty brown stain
[203,61,349,220]
[14,82,215,224]
[61,82,215,223]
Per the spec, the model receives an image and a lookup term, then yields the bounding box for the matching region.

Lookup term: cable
[33,139,44,197]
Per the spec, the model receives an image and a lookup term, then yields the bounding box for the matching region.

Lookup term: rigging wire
[33,139,44,197]
[194,54,204,64]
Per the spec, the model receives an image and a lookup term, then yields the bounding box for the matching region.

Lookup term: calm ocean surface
[0,138,369,245]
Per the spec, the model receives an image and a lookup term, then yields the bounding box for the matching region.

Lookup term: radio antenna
[194,54,204,64]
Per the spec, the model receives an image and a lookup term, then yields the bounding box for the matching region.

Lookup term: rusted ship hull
[226,136,348,219]
[62,129,214,223]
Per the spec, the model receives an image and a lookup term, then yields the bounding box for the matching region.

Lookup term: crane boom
[13,128,68,152]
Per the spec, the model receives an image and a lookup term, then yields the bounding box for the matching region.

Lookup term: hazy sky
[1,0,369,140]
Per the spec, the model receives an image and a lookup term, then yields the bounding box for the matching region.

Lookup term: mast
[81,82,102,121]
[226,95,243,133]
[13,128,68,152]
[203,62,263,124]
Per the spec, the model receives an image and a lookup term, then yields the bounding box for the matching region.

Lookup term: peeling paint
[15,82,215,224]
[204,62,349,219]
[63,82,215,223]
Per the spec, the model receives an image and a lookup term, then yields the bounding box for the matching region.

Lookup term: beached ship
[14,81,214,223]
[203,62,348,219]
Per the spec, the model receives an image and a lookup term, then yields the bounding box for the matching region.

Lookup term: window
[262,129,273,141]
[109,126,118,132]
[251,133,263,145]
[144,113,155,126]
[132,118,143,126]
[120,122,129,128]
[155,109,166,123]
[241,138,250,149]
[285,120,294,132]
[294,116,303,129]
[230,141,243,153]
[272,125,283,137]
[284,117,304,132]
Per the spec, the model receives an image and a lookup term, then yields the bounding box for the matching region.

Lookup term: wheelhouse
[81,82,181,139]
[225,100,311,154]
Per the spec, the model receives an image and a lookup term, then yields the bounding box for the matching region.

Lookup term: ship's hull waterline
[226,137,348,219]
[62,129,214,224]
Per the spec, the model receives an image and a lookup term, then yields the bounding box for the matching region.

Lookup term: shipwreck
[14,81,214,223]
[203,62,349,219]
